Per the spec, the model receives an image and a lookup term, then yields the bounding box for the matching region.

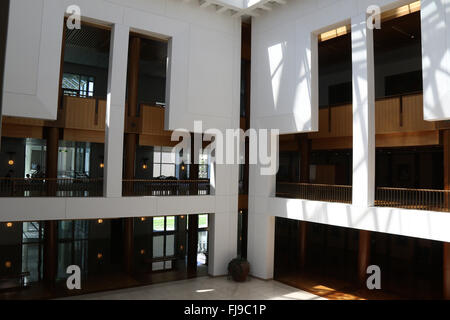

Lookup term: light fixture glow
[97,219,103,224]
[6,222,13,228]
[4,261,11,268]
[8,160,14,166]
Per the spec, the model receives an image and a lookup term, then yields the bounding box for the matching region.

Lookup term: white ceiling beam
[216,6,229,14]
[199,0,213,8]
[259,4,272,11]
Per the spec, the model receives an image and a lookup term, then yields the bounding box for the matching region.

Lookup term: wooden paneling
[1,123,43,139]
[63,128,105,143]
[308,108,330,139]
[63,96,105,131]
[311,131,440,150]
[139,105,172,137]
[376,98,401,133]
[331,104,352,137]
[2,116,45,127]
[139,134,178,147]
[402,94,436,132]
[238,194,248,210]
[311,136,352,150]
[376,131,440,148]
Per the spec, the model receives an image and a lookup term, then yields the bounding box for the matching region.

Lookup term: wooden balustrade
[122,179,210,197]
[276,182,352,204]
[275,182,450,212]
[0,178,103,197]
[376,187,450,212]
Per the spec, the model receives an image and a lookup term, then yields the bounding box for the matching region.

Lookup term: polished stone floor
[62,276,325,300]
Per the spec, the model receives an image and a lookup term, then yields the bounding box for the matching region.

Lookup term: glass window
[62,73,95,97]
[153,236,164,258]
[153,217,165,232]
[166,216,175,231]
[199,214,208,229]
[166,235,175,256]
[152,147,176,178]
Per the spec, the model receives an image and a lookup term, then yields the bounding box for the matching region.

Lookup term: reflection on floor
[61,276,325,300]
[0,265,209,300]
[276,272,403,300]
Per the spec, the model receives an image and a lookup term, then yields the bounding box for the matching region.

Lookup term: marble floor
[61,276,326,300]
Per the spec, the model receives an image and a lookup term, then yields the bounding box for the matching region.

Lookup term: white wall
[248,0,430,280]
[3,0,241,132]
[421,0,450,120]
[2,0,241,277]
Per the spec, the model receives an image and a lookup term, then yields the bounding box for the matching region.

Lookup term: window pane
[199,165,208,179]
[153,148,161,163]
[166,216,175,231]
[62,73,80,90]
[199,214,208,228]
[166,235,175,256]
[59,221,73,240]
[161,164,175,177]
[153,236,164,258]
[152,261,164,271]
[153,164,161,178]
[161,149,175,163]
[153,217,164,232]
[165,260,172,269]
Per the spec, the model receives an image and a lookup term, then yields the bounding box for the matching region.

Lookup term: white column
[104,24,129,198]
[247,131,277,279]
[0,0,10,149]
[208,210,238,276]
[351,13,375,207]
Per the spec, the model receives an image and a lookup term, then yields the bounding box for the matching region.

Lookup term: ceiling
[183,0,288,17]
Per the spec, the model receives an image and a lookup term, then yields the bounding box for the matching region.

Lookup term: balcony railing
[122,179,211,197]
[0,178,103,197]
[276,182,352,204]
[376,187,450,212]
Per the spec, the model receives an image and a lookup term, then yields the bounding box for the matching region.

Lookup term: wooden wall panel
[402,94,436,132]
[309,108,330,139]
[63,128,105,143]
[139,105,171,136]
[63,96,105,131]
[1,123,43,139]
[139,134,178,147]
[376,98,401,133]
[331,104,352,137]
[376,131,439,148]
[2,116,45,127]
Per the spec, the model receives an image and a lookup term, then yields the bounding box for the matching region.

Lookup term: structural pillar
[123,36,140,194]
[299,134,310,183]
[444,242,450,299]
[46,127,59,196]
[123,218,134,274]
[299,221,307,268]
[187,214,199,277]
[104,24,130,197]
[0,0,10,149]
[189,133,199,195]
[443,130,450,208]
[358,230,371,286]
[43,220,58,286]
[351,13,376,207]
